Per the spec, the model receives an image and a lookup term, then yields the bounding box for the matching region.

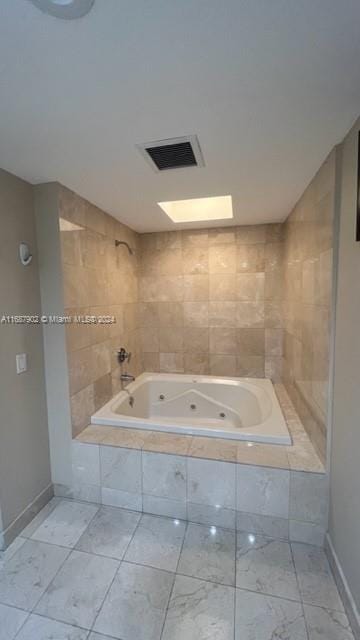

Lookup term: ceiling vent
[137,135,204,172]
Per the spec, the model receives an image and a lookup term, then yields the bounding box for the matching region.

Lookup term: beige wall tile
[139,276,184,302]
[181,229,208,247]
[237,328,265,355]
[266,223,283,242]
[237,302,265,328]
[281,148,335,461]
[236,225,266,245]
[264,270,283,301]
[209,244,237,274]
[208,227,236,245]
[265,301,283,328]
[68,346,94,395]
[70,384,95,437]
[265,328,283,356]
[140,326,159,352]
[94,373,112,411]
[183,275,209,301]
[184,302,209,327]
[236,356,265,377]
[63,264,89,308]
[210,354,237,376]
[92,342,112,379]
[139,303,159,327]
[59,186,143,437]
[265,242,283,272]
[159,327,184,353]
[157,302,184,327]
[143,352,160,372]
[209,301,237,328]
[209,274,237,301]
[237,273,265,301]
[237,244,265,272]
[265,357,283,381]
[209,328,237,354]
[182,246,209,274]
[184,353,210,375]
[183,327,209,353]
[160,352,184,373]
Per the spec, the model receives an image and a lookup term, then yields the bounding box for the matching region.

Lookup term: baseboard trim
[325,533,360,640]
[0,483,54,550]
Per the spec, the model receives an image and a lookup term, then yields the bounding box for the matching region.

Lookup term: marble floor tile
[0,603,28,640]
[16,614,88,640]
[0,536,27,568]
[304,605,354,640]
[0,540,69,610]
[292,543,344,611]
[94,561,174,640]
[178,523,235,586]
[76,506,140,560]
[124,514,186,571]
[21,498,62,538]
[161,575,234,640]
[235,589,308,640]
[35,550,119,629]
[88,634,118,640]
[236,533,299,600]
[30,501,99,548]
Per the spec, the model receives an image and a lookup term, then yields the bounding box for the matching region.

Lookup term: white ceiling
[1,0,360,232]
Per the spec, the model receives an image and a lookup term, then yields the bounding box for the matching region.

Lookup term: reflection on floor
[0,498,354,640]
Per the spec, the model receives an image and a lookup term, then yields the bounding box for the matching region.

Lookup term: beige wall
[59,186,142,436]
[329,117,360,615]
[282,150,336,463]
[138,225,284,378]
[0,170,51,537]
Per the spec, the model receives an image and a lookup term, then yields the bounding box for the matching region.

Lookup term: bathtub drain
[190,404,196,410]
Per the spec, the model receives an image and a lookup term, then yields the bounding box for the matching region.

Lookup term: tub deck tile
[143,432,193,456]
[76,424,114,444]
[101,427,151,449]
[237,442,289,469]
[189,437,238,462]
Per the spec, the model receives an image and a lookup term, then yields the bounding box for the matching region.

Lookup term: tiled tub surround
[0,498,353,640]
[59,186,143,436]
[68,385,328,547]
[138,224,284,379]
[282,150,336,462]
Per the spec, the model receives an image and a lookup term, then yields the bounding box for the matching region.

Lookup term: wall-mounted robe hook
[19,242,33,266]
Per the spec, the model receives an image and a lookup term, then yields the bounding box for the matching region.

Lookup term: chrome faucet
[117,347,135,406]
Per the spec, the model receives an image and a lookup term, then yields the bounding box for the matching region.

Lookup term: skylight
[158,195,233,223]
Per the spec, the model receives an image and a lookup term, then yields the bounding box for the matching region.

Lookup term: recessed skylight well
[158,195,233,223]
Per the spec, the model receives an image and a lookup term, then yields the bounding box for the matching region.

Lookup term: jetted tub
[92,373,291,445]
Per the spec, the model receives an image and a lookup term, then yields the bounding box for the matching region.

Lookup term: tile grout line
[88,508,144,635]
[159,519,189,640]
[289,541,311,640]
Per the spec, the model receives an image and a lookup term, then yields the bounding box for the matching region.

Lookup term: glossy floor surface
[0,498,354,640]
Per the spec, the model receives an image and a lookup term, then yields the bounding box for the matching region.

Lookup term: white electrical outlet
[16,353,27,374]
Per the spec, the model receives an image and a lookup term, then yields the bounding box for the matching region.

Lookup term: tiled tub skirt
[62,433,328,547]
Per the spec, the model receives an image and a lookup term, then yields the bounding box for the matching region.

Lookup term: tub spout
[120,373,135,382]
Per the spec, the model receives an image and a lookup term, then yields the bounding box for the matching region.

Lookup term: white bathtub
[91,373,291,445]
